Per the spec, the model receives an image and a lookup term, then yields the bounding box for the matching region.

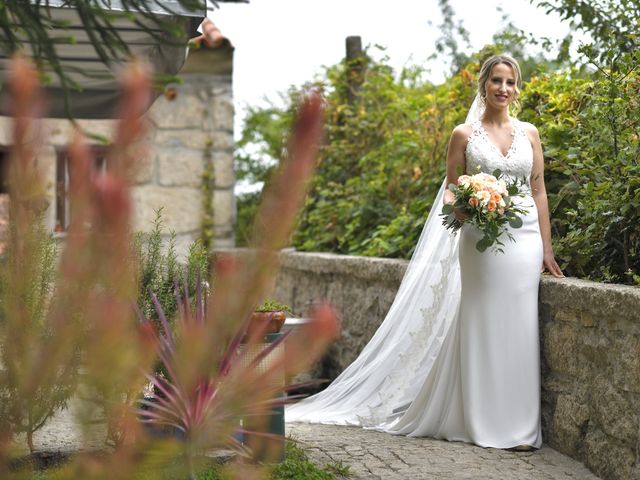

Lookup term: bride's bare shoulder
[449,123,474,143]
[518,121,542,143]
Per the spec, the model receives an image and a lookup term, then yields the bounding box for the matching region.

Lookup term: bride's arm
[444,125,470,218]
[526,123,564,278]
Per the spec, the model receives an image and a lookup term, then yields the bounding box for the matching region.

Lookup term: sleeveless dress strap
[511,117,523,135]
[467,119,483,145]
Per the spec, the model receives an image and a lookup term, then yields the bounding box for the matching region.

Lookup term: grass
[322,460,352,478]
[269,439,351,479]
[135,439,351,480]
[22,439,351,480]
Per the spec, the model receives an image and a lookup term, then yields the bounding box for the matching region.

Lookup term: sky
[208,0,573,138]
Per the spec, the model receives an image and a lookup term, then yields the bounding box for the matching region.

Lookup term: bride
[286,54,564,450]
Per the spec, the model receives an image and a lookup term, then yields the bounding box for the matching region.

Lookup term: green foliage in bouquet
[441,170,529,253]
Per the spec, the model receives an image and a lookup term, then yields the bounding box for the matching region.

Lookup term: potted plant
[247,299,292,336]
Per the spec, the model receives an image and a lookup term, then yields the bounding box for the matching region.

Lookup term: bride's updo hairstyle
[477,54,522,111]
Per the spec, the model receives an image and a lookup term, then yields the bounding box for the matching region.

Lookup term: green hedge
[237,54,639,285]
[519,67,639,284]
[293,58,475,258]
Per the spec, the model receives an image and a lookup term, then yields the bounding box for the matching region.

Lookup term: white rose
[474,190,491,204]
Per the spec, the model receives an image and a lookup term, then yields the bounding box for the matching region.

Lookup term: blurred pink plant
[0,56,337,480]
[135,87,338,474]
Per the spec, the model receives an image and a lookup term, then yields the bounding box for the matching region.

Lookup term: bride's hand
[444,196,469,222]
[444,190,469,222]
[542,251,564,278]
[453,206,469,222]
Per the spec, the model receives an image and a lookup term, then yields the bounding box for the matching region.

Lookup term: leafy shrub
[1,58,338,479]
[235,191,261,247]
[237,48,639,284]
[519,53,640,284]
[134,208,209,330]
[292,54,476,258]
[0,214,73,452]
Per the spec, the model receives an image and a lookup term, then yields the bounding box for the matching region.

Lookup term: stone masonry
[269,249,640,480]
[0,42,235,258]
[143,43,236,255]
[539,278,640,480]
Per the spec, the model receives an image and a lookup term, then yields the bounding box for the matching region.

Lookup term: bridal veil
[285,96,486,428]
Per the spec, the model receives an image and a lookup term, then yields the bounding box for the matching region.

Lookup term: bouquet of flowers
[441,170,529,252]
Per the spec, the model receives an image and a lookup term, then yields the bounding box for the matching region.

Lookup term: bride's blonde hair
[477,54,522,112]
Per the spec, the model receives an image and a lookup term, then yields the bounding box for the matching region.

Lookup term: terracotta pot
[247,310,286,336]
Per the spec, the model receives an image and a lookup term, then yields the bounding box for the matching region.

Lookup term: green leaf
[475,236,492,252]
[508,216,524,229]
[442,203,454,214]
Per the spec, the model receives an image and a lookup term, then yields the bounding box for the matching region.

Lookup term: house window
[0,149,10,255]
[0,149,9,194]
[55,148,107,232]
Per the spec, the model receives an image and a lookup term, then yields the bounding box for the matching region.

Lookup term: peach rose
[468,197,479,208]
[490,192,503,204]
[471,180,484,192]
[481,173,497,183]
[487,200,497,212]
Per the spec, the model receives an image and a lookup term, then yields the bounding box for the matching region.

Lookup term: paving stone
[288,423,601,480]
[17,405,602,480]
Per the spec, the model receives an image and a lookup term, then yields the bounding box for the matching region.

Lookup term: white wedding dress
[286,115,543,449]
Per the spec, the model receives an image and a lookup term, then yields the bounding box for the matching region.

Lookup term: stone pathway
[19,407,600,479]
[288,423,600,480]
[12,400,105,456]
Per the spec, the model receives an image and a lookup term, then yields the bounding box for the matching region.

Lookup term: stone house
[0,39,236,258]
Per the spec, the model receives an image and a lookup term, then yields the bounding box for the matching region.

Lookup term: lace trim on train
[357,236,459,427]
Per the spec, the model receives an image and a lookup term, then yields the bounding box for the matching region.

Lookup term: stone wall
[539,278,640,480]
[273,250,406,380]
[269,249,640,480]
[0,43,235,258]
[142,44,235,254]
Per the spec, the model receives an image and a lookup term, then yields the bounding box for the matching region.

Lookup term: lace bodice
[465,118,533,185]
